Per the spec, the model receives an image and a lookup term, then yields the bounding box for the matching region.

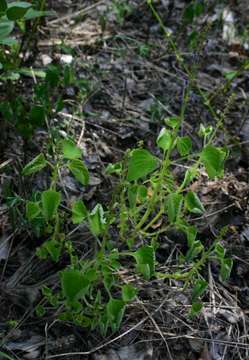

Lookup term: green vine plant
[0,0,52,77]
[21,107,232,333]
[17,0,234,335]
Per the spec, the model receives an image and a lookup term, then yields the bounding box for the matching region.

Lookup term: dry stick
[49,1,105,25]
[46,297,169,359]
[0,159,12,170]
[140,330,249,350]
[190,203,235,222]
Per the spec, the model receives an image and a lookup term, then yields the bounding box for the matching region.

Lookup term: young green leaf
[134,245,155,280]
[68,159,89,186]
[185,191,205,214]
[22,153,47,176]
[127,149,159,181]
[192,279,208,301]
[181,166,198,188]
[24,8,55,20]
[0,20,14,40]
[224,71,238,81]
[44,239,61,262]
[7,2,32,20]
[106,162,122,175]
[189,302,203,318]
[122,284,137,302]
[215,243,225,260]
[29,105,45,126]
[165,116,180,129]
[200,145,226,179]
[61,269,90,304]
[177,136,192,156]
[41,190,61,221]
[156,127,172,151]
[165,193,183,223]
[128,185,147,208]
[72,200,88,224]
[26,201,41,221]
[198,124,213,138]
[62,139,81,160]
[185,225,197,248]
[186,240,204,261]
[89,204,106,236]
[106,298,125,332]
[220,258,233,281]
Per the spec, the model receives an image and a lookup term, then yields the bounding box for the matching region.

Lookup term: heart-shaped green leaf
[62,139,81,160]
[41,190,61,221]
[185,191,205,214]
[22,153,47,176]
[127,149,158,181]
[200,145,226,179]
[68,159,89,186]
[72,200,88,224]
[7,2,32,20]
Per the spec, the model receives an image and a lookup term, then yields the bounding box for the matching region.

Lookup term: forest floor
[1,0,249,359]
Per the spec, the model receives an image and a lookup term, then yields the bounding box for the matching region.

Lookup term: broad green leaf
[186,240,204,261]
[0,36,17,45]
[41,190,61,220]
[165,116,180,129]
[200,145,226,179]
[215,243,225,260]
[220,258,233,281]
[128,184,138,208]
[45,65,60,87]
[128,184,147,208]
[7,2,32,20]
[177,136,192,156]
[185,191,205,214]
[0,0,7,12]
[127,149,158,181]
[68,159,89,186]
[184,3,195,23]
[192,279,208,301]
[29,105,45,126]
[165,192,183,223]
[22,153,47,176]
[106,298,125,332]
[72,200,88,224]
[89,204,106,236]
[190,302,203,318]
[224,71,238,81]
[18,67,46,78]
[156,127,172,151]
[0,20,14,40]
[26,201,41,221]
[185,225,197,248]
[134,245,155,279]
[61,269,89,304]
[181,166,198,188]
[44,239,61,262]
[184,1,205,24]
[62,139,81,160]
[122,284,137,302]
[24,8,55,20]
